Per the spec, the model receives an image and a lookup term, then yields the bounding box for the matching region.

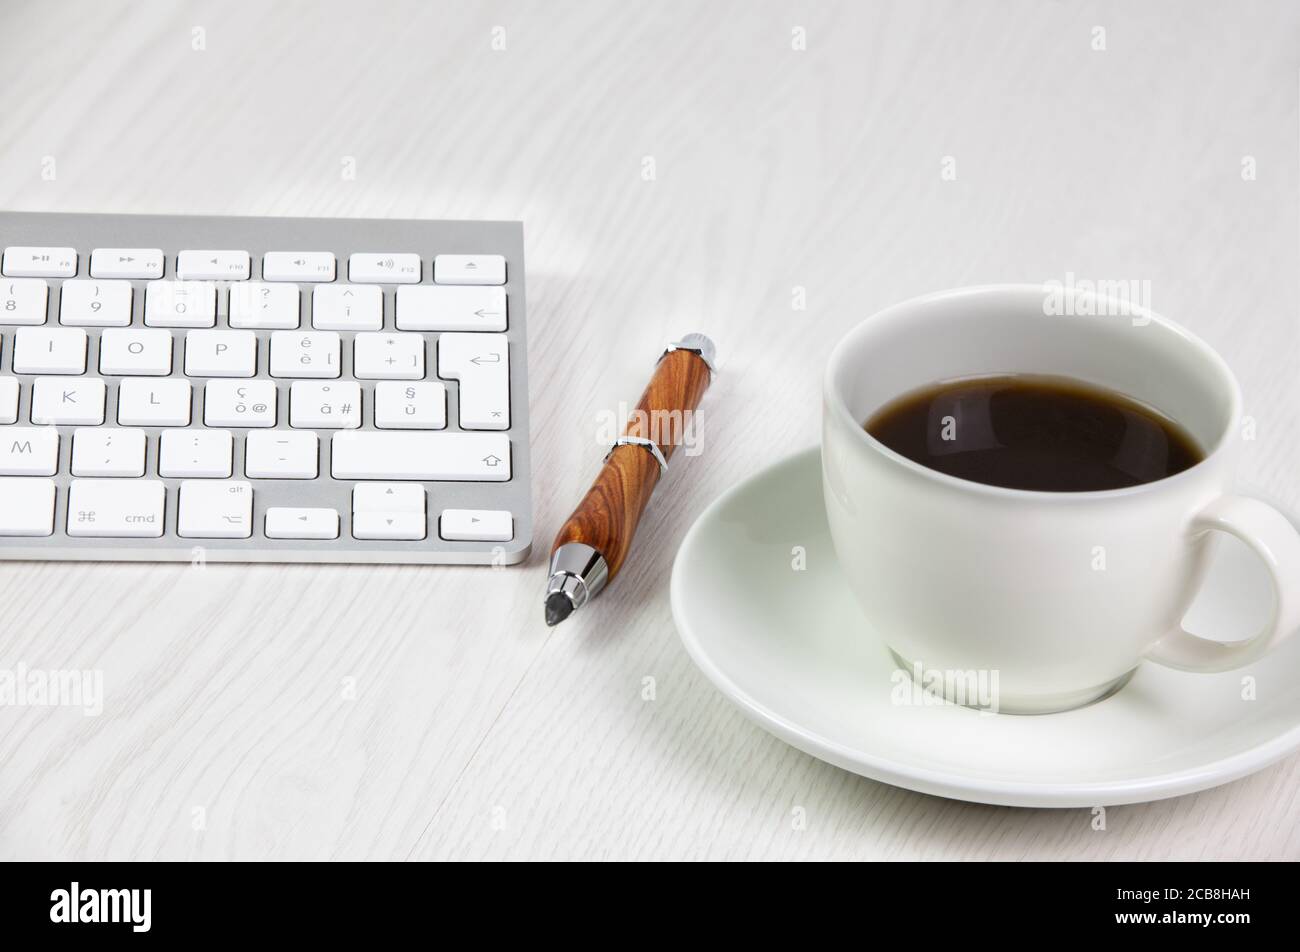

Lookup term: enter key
[437,332,509,430]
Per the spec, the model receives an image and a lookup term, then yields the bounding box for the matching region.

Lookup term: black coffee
[865,374,1203,491]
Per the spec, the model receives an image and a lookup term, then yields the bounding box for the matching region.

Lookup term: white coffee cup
[822,284,1300,714]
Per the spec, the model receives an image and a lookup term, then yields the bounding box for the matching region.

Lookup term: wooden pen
[543,333,716,625]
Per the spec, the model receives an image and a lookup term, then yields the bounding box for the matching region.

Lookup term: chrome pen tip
[544,592,575,627]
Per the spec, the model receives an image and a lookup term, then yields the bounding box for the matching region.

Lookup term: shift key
[331,432,510,481]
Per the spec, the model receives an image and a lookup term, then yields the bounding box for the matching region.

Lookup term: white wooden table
[1,0,1297,861]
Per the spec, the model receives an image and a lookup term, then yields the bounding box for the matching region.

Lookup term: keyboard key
[3,247,76,278]
[204,380,277,427]
[59,279,132,327]
[31,376,105,425]
[433,254,505,285]
[312,284,382,331]
[440,508,513,542]
[160,429,233,478]
[1,278,49,325]
[145,280,217,328]
[0,378,17,423]
[374,381,445,429]
[289,380,361,429]
[71,428,146,478]
[0,427,58,475]
[67,479,164,537]
[118,378,191,426]
[263,252,335,282]
[353,332,424,379]
[437,332,509,429]
[0,477,55,536]
[265,507,339,539]
[177,250,250,281]
[395,285,506,332]
[99,328,173,375]
[348,253,420,284]
[178,480,252,538]
[353,483,424,513]
[229,282,300,329]
[90,248,164,280]
[13,327,87,374]
[330,432,510,480]
[352,511,425,540]
[245,430,318,478]
[270,331,340,378]
[184,329,257,377]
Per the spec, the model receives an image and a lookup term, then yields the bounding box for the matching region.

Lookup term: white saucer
[671,448,1300,807]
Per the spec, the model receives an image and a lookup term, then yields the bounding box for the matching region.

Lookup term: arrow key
[352,511,425,540]
[265,507,339,540]
[439,508,513,542]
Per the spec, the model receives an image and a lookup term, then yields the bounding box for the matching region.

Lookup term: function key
[177,250,251,280]
[262,251,335,282]
[433,254,505,286]
[90,248,164,280]
[3,246,77,278]
[349,253,421,284]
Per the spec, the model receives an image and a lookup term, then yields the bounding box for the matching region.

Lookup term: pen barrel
[551,348,713,578]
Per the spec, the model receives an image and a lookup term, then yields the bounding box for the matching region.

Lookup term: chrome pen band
[605,436,668,474]
[546,542,610,608]
[662,332,717,375]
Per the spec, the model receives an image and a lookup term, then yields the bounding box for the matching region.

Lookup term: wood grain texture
[0,0,1297,861]
[552,348,712,577]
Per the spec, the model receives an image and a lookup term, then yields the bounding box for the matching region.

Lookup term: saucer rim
[670,446,1300,808]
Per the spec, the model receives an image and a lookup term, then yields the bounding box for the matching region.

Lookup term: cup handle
[1146,495,1300,672]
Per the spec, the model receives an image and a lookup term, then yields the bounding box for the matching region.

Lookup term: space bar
[331,432,511,481]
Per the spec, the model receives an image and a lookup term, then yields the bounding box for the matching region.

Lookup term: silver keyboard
[0,211,532,564]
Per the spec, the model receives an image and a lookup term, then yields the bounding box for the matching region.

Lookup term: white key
[90,248,164,280]
[0,278,49,325]
[437,332,509,429]
[118,378,191,426]
[352,484,426,540]
[13,327,86,374]
[331,432,510,481]
[353,332,424,379]
[352,511,425,540]
[433,254,506,286]
[348,253,421,284]
[395,285,506,332]
[290,380,361,429]
[160,429,232,478]
[99,328,173,375]
[266,507,339,540]
[0,477,55,536]
[31,376,105,425]
[145,280,217,328]
[178,480,252,538]
[59,279,132,327]
[71,428,146,477]
[263,252,335,282]
[0,378,16,423]
[3,247,76,278]
[440,508,513,542]
[0,427,58,475]
[67,479,164,537]
[177,250,250,281]
[270,331,340,378]
[203,380,277,427]
[312,284,382,331]
[184,329,257,377]
[374,381,445,429]
[229,282,299,329]
[353,483,424,513]
[245,430,318,478]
